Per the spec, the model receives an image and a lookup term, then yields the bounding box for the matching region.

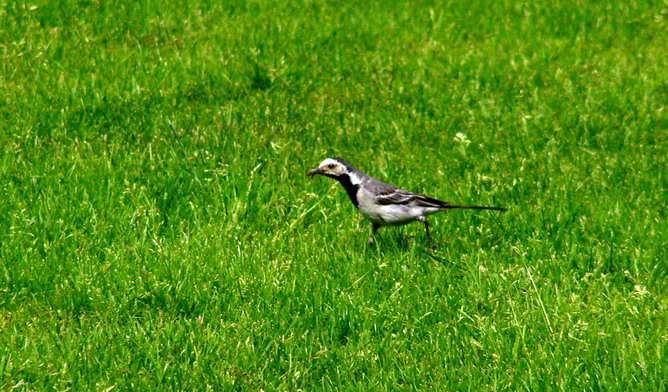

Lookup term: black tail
[414,195,506,211]
[445,205,507,212]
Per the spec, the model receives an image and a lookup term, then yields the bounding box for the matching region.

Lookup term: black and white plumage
[308,157,506,246]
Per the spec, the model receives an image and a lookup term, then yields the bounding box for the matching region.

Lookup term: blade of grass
[524,262,554,335]
[168,119,202,186]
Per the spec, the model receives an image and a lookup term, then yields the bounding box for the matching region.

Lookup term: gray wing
[369,179,451,208]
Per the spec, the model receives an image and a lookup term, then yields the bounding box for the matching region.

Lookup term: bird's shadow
[363,228,449,260]
[357,230,470,282]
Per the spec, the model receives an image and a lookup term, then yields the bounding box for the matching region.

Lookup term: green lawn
[1,0,667,390]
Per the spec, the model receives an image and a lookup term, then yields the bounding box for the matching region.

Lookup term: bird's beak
[307,167,322,178]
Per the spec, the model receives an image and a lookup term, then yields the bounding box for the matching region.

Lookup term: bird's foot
[428,239,447,250]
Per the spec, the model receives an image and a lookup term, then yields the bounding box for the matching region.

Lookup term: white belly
[357,189,441,225]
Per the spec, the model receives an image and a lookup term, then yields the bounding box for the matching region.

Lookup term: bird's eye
[328,163,335,169]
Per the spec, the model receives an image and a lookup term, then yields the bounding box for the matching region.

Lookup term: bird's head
[307,158,349,179]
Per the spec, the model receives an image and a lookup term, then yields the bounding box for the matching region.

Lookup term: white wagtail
[308,157,506,246]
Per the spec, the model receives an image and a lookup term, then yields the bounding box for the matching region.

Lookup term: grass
[1,0,667,390]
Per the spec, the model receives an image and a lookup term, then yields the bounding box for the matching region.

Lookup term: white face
[315,158,347,177]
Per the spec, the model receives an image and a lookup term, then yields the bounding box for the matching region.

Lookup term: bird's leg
[415,216,432,248]
[368,223,380,245]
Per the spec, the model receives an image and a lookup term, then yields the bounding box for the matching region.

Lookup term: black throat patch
[334,173,359,208]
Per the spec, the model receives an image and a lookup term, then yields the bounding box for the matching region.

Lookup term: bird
[307,157,506,247]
